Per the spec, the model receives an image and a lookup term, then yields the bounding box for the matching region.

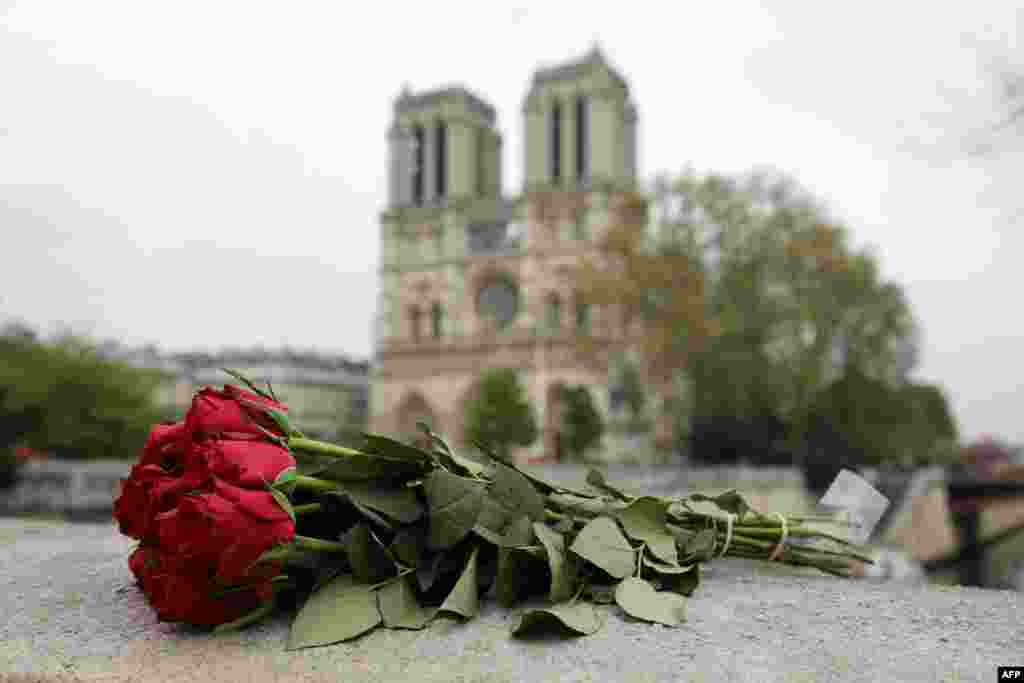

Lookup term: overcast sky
[2,1,1022,444]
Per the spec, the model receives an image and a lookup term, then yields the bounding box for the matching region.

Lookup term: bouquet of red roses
[116,373,884,649]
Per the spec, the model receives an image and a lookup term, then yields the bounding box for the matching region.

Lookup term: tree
[567,168,921,456]
[462,368,538,461]
[0,328,164,461]
[554,384,604,462]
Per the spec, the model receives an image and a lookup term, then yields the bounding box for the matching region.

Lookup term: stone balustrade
[0,460,129,517]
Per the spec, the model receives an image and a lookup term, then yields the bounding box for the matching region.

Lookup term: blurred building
[372,46,666,463]
[115,347,369,442]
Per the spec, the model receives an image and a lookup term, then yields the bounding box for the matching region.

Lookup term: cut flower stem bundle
[116,373,884,651]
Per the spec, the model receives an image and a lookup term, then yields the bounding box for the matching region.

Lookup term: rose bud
[155,478,295,585]
[138,421,189,470]
[185,385,290,442]
[114,463,205,541]
[143,557,280,626]
[189,439,296,490]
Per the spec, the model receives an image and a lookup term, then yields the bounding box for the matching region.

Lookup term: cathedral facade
[370,47,654,463]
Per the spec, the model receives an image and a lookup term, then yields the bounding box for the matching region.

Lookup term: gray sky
[2,1,1022,444]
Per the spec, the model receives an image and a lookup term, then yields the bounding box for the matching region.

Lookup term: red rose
[113,463,205,540]
[186,385,289,442]
[155,478,294,584]
[143,553,280,626]
[139,421,189,469]
[190,439,296,490]
[128,544,161,588]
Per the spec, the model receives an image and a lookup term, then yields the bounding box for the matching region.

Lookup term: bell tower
[387,85,503,208]
[523,45,637,194]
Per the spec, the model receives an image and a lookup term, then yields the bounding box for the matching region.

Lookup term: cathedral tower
[523,46,637,194]
[387,86,502,209]
[372,48,651,463]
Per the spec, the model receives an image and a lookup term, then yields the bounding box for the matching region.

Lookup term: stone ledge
[1,519,1019,683]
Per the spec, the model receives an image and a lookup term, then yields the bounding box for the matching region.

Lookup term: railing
[921,476,1024,587]
[0,460,130,517]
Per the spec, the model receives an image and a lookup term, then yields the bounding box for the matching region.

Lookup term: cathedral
[370,47,661,463]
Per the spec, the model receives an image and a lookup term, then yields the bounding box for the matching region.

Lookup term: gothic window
[573,207,588,241]
[575,95,588,182]
[412,125,425,206]
[545,292,562,331]
[477,275,520,330]
[435,121,447,200]
[434,228,444,261]
[468,222,510,254]
[574,293,590,333]
[431,301,443,339]
[409,305,422,341]
[550,100,562,183]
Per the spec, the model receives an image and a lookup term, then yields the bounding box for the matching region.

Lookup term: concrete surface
[1,516,1021,683]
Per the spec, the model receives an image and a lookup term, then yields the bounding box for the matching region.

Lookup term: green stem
[295,535,348,555]
[212,597,277,634]
[293,475,339,493]
[288,437,363,458]
[293,503,322,516]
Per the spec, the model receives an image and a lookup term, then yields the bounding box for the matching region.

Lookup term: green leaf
[679,528,718,563]
[319,452,425,483]
[585,584,617,604]
[686,490,754,519]
[267,409,296,437]
[361,432,434,465]
[350,500,394,531]
[376,575,437,630]
[511,602,603,637]
[424,469,486,550]
[503,516,535,546]
[614,577,686,627]
[418,423,488,478]
[494,516,539,607]
[342,523,397,584]
[475,441,596,499]
[658,564,700,597]
[438,545,480,620]
[272,466,298,496]
[616,497,678,565]
[273,466,297,488]
[340,481,424,524]
[220,368,275,401]
[586,468,634,502]
[471,525,507,547]
[286,574,382,650]
[532,522,576,603]
[292,451,334,477]
[476,462,546,536]
[569,517,636,579]
[212,599,276,634]
[495,546,534,608]
[268,488,296,525]
[390,527,425,568]
[643,556,695,575]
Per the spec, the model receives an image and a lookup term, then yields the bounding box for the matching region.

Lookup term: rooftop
[394,85,497,124]
[531,45,629,91]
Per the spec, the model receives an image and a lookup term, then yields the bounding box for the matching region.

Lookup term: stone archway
[396,392,437,450]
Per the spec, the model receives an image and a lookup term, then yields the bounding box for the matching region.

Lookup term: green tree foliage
[570,168,928,458]
[462,368,538,461]
[554,384,604,462]
[805,368,959,467]
[0,326,164,460]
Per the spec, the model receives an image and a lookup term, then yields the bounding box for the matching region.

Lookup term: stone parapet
[0,517,1019,682]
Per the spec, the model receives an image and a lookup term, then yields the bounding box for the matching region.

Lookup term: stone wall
[0,460,128,517]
